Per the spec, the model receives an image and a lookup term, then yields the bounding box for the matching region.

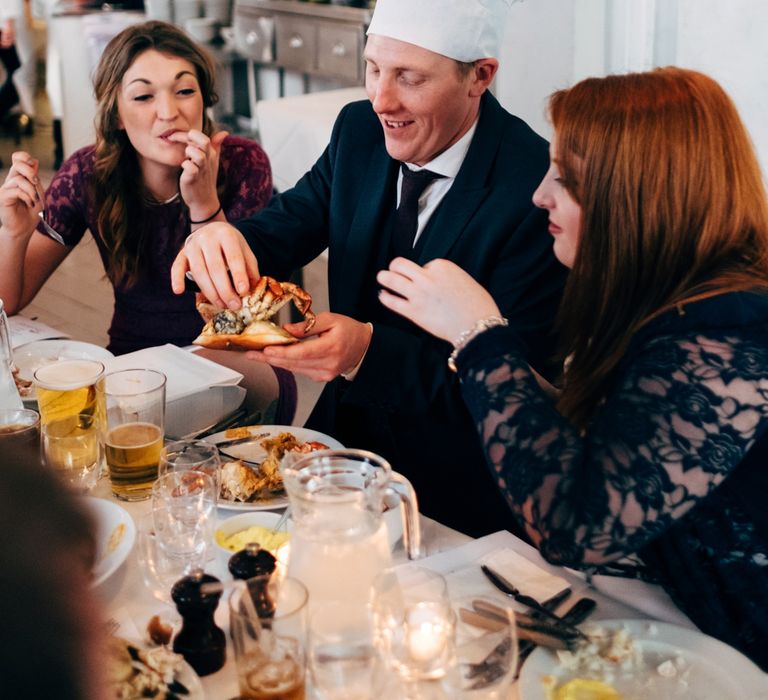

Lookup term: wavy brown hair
[92,20,218,287]
[549,67,768,429]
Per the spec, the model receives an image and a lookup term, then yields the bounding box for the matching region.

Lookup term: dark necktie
[391,163,445,259]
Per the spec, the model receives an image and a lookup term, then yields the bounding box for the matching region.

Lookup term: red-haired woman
[378,67,768,669]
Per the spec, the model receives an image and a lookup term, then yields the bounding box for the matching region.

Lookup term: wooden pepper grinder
[171,569,226,676]
[228,543,277,619]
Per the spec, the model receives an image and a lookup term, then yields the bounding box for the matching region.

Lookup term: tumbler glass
[99,369,166,500]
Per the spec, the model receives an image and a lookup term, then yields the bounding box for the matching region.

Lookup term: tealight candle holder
[371,567,457,682]
[404,601,456,678]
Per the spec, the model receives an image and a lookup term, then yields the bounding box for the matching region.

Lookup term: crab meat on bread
[193,276,316,350]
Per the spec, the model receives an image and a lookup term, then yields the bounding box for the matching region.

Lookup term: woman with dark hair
[0,21,295,421]
[378,67,768,668]
[0,20,273,352]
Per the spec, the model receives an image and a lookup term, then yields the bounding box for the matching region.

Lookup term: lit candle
[405,601,453,662]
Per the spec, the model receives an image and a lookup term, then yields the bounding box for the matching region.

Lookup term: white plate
[81,496,136,587]
[14,339,114,403]
[518,619,768,700]
[206,425,344,511]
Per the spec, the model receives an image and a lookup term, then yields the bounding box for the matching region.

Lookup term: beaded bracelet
[189,203,223,225]
[447,315,508,372]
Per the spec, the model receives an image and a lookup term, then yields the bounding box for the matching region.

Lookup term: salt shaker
[171,569,226,676]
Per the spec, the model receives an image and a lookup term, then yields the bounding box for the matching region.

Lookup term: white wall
[493,0,768,173]
[673,0,768,173]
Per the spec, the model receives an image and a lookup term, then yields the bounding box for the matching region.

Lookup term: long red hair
[550,67,768,428]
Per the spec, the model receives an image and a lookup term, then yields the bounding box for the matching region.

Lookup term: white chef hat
[366,0,513,62]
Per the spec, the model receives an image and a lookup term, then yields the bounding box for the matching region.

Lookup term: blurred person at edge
[0,0,36,127]
[171,0,567,538]
[0,21,296,424]
[378,67,768,669]
[0,443,108,699]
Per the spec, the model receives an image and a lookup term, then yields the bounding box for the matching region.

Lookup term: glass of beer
[41,412,103,493]
[99,368,166,501]
[34,359,105,425]
[230,574,309,700]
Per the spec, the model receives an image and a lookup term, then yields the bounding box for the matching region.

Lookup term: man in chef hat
[173,0,565,537]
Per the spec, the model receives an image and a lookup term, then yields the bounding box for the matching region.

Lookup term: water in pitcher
[287,509,391,613]
[282,449,421,622]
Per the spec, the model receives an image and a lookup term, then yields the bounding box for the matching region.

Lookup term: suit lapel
[419,93,505,262]
[335,143,397,317]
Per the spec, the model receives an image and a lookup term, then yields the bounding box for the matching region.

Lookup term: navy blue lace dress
[454,291,768,671]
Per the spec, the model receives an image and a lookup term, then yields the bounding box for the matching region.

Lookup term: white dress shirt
[342,116,480,381]
[400,116,479,246]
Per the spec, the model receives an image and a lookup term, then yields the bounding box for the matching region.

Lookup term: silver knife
[514,597,597,679]
[481,564,577,628]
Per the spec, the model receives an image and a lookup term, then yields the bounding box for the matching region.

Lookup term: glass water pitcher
[281,448,421,615]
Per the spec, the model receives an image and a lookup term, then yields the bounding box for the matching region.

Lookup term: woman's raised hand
[377,257,501,344]
[0,152,44,240]
[172,129,228,223]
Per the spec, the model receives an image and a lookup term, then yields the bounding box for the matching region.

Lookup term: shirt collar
[403,114,479,179]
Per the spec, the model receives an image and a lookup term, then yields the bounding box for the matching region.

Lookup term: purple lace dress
[39,135,272,354]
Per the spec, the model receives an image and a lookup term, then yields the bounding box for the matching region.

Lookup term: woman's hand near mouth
[171,128,229,227]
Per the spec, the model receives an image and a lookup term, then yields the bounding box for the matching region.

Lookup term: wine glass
[139,472,217,603]
[158,439,221,495]
[136,508,208,605]
[445,595,518,699]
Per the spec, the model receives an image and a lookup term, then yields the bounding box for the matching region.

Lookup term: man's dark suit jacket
[236,92,567,537]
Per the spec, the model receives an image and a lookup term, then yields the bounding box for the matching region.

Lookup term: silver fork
[38,210,66,245]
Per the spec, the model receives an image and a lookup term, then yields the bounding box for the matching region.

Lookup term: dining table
[9,318,765,696]
[91,471,711,700]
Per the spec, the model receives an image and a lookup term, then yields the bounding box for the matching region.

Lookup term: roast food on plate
[193,276,316,350]
[106,636,192,699]
[220,431,328,502]
[11,365,33,397]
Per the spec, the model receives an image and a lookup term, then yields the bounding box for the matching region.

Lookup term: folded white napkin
[444,547,569,612]
[103,344,243,403]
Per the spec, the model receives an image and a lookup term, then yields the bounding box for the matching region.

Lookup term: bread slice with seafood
[193,276,315,351]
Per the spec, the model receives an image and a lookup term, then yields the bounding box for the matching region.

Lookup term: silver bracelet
[447,315,508,372]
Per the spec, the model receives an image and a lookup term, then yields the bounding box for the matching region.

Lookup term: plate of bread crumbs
[206,425,343,510]
[518,619,767,700]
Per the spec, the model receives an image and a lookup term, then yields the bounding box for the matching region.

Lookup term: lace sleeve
[459,328,768,567]
[42,148,92,246]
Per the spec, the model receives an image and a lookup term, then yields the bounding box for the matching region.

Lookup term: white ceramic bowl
[185,17,218,43]
[81,496,136,588]
[214,510,291,566]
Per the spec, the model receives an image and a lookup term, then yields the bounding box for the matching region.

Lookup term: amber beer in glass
[99,369,166,500]
[34,359,105,425]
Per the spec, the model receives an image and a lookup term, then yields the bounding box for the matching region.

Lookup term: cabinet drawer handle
[331,42,347,57]
[289,34,304,49]
[246,30,260,46]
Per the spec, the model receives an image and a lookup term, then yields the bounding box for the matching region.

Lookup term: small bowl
[214,511,291,565]
[185,17,218,44]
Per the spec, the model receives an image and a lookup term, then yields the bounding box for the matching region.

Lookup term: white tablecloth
[256,87,368,192]
[94,478,698,699]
